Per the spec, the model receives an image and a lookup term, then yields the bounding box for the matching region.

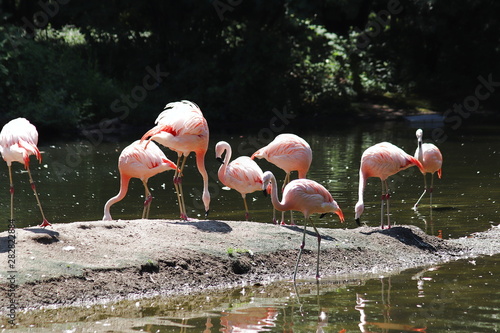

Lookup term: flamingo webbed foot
[39,219,51,228]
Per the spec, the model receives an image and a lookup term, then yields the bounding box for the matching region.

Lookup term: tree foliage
[1,0,498,135]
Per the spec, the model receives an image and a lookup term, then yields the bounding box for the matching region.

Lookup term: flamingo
[0,118,50,227]
[262,171,344,280]
[251,133,312,225]
[141,100,210,220]
[215,141,264,221]
[413,129,443,210]
[355,142,425,229]
[103,140,177,221]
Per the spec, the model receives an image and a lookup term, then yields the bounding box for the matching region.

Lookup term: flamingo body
[252,133,312,224]
[103,140,177,221]
[262,171,344,280]
[414,129,442,177]
[251,133,312,178]
[355,142,425,228]
[413,129,443,209]
[216,141,263,220]
[0,118,49,227]
[141,100,210,219]
[0,118,41,167]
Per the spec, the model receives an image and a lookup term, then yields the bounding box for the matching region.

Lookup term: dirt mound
[1,220,499,315]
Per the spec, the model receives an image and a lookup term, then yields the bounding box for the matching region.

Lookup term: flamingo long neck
[269,173,289,212]
[416,136,423,161]
[103,175,130,220]
[219,143,232,180]
[196,150,210,214]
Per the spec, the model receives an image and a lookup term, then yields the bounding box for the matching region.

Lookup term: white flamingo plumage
[262,171,344,280]
[215,141,264,221]
[141,100,210,220]
[413,129,443,210]
[0,118,50,227]
[103,140,177,221]
[355,142,425,229]
[251,133,312,224]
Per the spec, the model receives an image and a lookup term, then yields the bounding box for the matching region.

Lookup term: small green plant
[226,248,252,257]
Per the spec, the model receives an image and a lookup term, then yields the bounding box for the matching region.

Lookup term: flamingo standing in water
[103,140,177,221]
[413,129,443,210]
[215,141,264,221]
[355,142,425,229]
[262,171,344,281]
[252,133,312,224]
[141,100,210,220]
[0,118,50,227]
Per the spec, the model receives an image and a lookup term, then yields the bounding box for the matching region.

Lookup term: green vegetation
[1,1,498,135]
[227,248,252,257]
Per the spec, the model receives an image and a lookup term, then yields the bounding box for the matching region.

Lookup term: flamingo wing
[224,157,263,194]
[283,179,333,213]
[362,142,424,179]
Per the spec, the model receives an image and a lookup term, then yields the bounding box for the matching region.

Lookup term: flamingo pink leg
[27,168,51,228]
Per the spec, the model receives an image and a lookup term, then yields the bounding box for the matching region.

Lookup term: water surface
[2,122,499,332]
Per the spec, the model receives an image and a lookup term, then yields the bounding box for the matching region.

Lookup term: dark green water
[2,122,499,331]
[2,122,498,238]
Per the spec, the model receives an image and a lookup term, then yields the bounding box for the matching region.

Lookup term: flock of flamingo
[0,100,443,279]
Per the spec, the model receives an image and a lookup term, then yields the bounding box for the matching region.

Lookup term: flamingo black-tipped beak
[205,210,209,217]
[216,157,224,164]
[355,218,361,226]
[262,189,268,197]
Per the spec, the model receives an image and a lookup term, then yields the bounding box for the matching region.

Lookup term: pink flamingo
[103,140,177,221]
[0,118,50,227]
[262,171,344,280]
[355,142,425,229]
[215,141,264,221]
[251,133,312,224]
[141,100,210,220]
[413,129,443,210]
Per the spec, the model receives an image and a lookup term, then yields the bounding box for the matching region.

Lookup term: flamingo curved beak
[336,208,345,223]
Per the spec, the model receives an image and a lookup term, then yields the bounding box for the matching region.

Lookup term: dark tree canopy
[1,0,499,135]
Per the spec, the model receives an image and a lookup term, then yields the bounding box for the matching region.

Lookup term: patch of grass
[226,248,253,257]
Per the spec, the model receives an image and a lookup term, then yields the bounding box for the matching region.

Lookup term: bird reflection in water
[355,277,427,332]
[219,306,279,332]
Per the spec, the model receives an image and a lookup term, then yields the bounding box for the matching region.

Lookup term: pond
[11,253,499,332]
[2,122,498,238]
[2,121,499,331]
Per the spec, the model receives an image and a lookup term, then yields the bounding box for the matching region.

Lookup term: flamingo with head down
[355,142,425,229]
[103,140,177,221]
